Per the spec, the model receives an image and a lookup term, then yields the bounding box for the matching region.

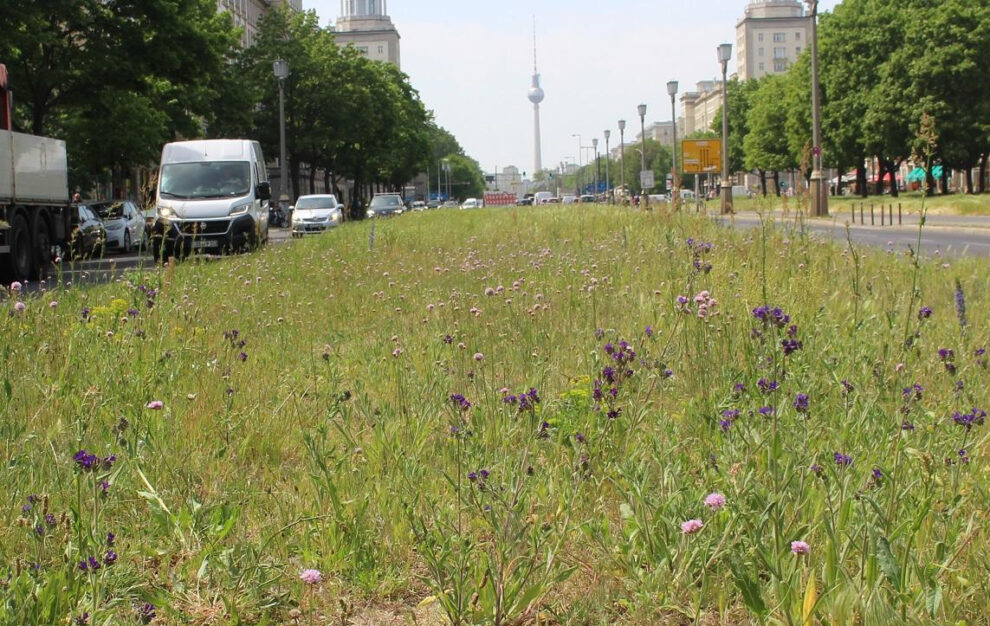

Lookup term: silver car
[91,200,145,252]
[291,194,343,237]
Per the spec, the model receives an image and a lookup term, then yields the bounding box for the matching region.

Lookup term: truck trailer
[0,63,73,282]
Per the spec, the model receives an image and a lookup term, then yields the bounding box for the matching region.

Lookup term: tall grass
[0,205,987,624]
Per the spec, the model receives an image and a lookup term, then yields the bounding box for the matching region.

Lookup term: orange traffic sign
[682,139,721,174]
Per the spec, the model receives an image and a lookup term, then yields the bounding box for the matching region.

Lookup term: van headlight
[229,202,252,216]
[158,206,175,219]
[366,210,375,218]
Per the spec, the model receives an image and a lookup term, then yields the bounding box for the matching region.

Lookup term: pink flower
[484,287,496,296]
[13,301,25,313]
[473,352,484,361]
[681,519,704,534]
[791,540,811,555]
[299,568,322,585]
[392,347,403,358]
[10,281,23,292]
[704,492,726,511]
[49,301,58,308]
[146,400,164,410]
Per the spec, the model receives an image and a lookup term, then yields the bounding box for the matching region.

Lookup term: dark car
[516,197,534,206]
[69,203,107,259]
[366,193,405,218]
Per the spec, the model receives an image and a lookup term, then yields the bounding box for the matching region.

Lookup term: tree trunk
[940,166,949,195]
[856,162,867,198]
[979,154,988,193]
[773,171,781,196]
[965,167,973,194]
[760,170,767,196]
[308,166,316,195]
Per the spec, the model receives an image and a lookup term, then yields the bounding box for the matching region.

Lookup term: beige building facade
[333,0,401,67]
[735,0,810,81]
[217,0,302,48]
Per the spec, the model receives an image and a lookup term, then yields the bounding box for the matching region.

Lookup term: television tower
[527,18,544,175]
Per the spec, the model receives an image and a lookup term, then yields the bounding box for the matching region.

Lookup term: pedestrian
[72,192,81,203]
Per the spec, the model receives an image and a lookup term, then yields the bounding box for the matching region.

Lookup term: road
[709,210,990,258]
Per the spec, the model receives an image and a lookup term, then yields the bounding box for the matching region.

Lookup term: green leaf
[730,561,767,617]
[876,536,902,591]
[926,584,942,617]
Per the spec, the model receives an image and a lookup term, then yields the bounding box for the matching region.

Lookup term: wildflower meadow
[0,205,987,625]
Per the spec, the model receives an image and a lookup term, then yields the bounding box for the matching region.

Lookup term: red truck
[1,63,73,282]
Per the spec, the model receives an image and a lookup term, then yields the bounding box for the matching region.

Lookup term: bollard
[898,203,902,225]
[889,204,893,225]
[870,204,875,225]
[881,203,885,226]
[860,204,864,224]
[851,204,855,224]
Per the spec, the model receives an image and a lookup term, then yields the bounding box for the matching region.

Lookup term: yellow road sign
[682,139,721,174]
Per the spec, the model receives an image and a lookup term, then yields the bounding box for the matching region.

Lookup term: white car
[460,198,482,209]
[291,194,343,237]
[92,200,145,252]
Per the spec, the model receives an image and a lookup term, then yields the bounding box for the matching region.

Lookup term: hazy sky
[304,0,840,176]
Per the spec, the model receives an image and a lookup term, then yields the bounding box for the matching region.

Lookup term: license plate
[191,239,218,250]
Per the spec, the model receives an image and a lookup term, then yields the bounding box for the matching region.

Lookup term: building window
[774,61,787,72]
[758,33,764,42]
[357,46,369,56]
[758,47,764,57]
[773,47,787,58]
[378,45,384,54]
[796,47,801,56]
[795,32,802,40]
[758,62,765,71]
[773,32,785,42]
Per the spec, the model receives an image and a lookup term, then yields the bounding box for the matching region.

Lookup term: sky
[304,0,840,176]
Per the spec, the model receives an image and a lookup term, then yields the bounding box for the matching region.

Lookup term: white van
[152,139,271,260]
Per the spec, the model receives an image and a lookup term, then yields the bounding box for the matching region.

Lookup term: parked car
[579,195,596,203]
[91,200,145,252]
[411,200,427,211]
[460,198,482,209]
[291,194,343,237]
[562,195,577,204]
[426,199,440,209]
[366,193,405,218]
[516,197,534,206]
[441,200,458,208]
[69,203,107,259]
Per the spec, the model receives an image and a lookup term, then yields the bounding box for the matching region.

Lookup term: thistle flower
[704,493,726,511]
[146,400,164,410]
[791,540,811,555]
[300,569,323,585]
[681,519,704,534]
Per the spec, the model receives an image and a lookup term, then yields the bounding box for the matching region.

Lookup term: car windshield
[92,202,126,219]
[295,196,337,210]
[370,195,402,208]
[160,162,252,199]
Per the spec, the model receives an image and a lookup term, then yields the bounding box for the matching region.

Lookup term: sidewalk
[724,207,990,230]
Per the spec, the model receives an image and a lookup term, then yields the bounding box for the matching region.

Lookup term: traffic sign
[682,139,721,174]
[640,170,655,189]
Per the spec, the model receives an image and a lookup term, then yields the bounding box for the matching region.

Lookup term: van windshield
[160,162,252,199]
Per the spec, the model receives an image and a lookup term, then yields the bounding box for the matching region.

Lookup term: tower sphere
[528,74,545,104]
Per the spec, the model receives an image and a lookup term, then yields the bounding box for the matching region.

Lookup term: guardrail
[850,203,902,226]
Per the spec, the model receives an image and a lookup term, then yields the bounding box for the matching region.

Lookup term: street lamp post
[442,159,451,200]
[571,133,582,195]
[717,43,732,214]
[638,104,649,210]
[592,138,599,200]
[273,59,290,216]
[618,120,626,203]
[667,80,679,211]
[604,129,611,204]
[806,0,828,216]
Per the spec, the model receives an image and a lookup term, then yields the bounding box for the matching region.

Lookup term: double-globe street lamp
[638,103,649,211]
[667,80,679,211]
[273,59,290,217]
[618,120,626,203]
[717,43,732,214]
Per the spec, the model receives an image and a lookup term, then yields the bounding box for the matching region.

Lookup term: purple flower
[952,407,986,430]
[918,306,932,320]
[449,393,472,411]
[721,409,740,420]
[781,338,803,355]
[757,378,779,394]
[902,383,923,402]
[791,540,811,555]
[645,325,653,338]
[73,450,99,471]
[872,468,883,481]
[719,419,732,432]
[834,452,853,467]
[955,279,967,328]
[137,603,156,623]
[107,532,116,546]
[793,393,809,413]
[467,471,478,482]
[938,348,955,361]
[104,550,118,566]
[758,405,775,417]
[841,380,854,395]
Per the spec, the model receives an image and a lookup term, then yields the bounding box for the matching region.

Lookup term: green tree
[744,76,795,196]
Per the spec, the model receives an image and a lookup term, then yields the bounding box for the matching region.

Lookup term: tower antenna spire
[533,16,538,73]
